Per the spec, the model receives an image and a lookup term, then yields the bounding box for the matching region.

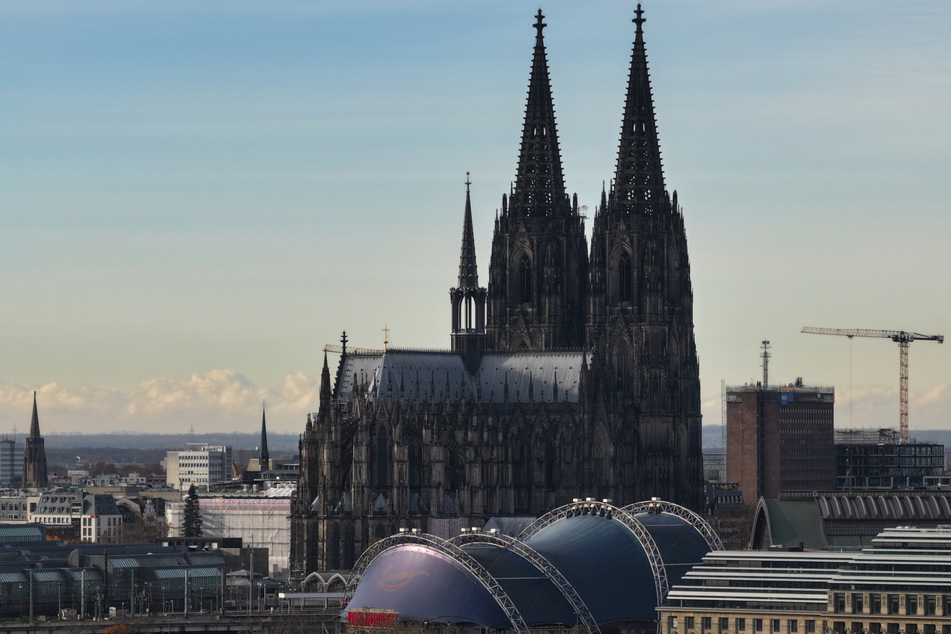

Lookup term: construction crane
[801,327,944,443]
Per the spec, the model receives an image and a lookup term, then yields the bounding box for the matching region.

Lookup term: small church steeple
[22,391,48,489]
[259,404,270,471]
[451,174,487,374]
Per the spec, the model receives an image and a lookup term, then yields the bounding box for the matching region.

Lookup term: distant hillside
[43,432,300,453]
[702,425,725,450]
[39,427,950,457]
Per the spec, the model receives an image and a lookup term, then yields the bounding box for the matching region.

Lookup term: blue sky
[1,1,948,437]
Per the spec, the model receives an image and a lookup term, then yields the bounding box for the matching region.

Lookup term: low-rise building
[660,526,951,634]
[166,488,292,577]
[835,428,945,490]
[30,490,123,543]
[166,444,232,491]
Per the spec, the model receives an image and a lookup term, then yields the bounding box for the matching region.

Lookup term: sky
[1,1,948,438]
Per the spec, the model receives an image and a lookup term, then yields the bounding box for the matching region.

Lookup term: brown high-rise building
[291,5,702,577]
[22,391,48,489]
[726,381,835,503]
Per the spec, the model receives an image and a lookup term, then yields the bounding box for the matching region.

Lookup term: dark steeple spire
[457,173,479,289]
[319,351,333,413]
[612,3,666,217]
[23,391,48,489]
[29,391,40,439]
[451,175,487,373]
[259,405,270,470]
[510,9,569,219]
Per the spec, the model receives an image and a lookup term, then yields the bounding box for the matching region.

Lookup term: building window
[908,595,919,616]
[835,593,846,613]
[888,595,900,615]
[790,621,798,633]
[719,618,729,631]
[771,620,780,632]
[806,621,815,633]
[669,616,678,630]
[737,619,746,631]
[754,619,763,632]
[702,617,711,630]
[685,617,695,630]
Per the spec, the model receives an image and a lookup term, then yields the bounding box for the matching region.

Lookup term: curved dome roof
[344,500,717,630]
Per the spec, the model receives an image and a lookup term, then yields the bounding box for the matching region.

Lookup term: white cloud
[0,371,321,435]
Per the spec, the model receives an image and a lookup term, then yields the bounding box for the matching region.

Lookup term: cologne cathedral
[291,5,701,576]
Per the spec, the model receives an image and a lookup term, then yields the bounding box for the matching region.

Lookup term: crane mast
[801,327,944,443]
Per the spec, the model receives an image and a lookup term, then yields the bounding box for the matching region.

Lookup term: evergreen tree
[182,484,203,537]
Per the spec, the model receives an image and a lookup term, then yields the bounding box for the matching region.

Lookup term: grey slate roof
[335,350,583,404]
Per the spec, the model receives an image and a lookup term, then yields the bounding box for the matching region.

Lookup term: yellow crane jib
[801,327,944,444]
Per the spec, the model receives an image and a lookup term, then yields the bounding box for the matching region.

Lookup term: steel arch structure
[519,499,670,609]
[624,499,724,551]
[345,532,530,633]
[450,531,601,634]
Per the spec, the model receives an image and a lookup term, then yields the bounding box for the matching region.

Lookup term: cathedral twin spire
[509,10,570,219]
[611,4,668,218]
[471,4,670,353]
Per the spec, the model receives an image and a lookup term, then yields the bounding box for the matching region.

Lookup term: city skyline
[2,1,948,435]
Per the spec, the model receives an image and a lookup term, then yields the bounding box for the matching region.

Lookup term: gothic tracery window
[519,255,533,303]
[619,252,633,303]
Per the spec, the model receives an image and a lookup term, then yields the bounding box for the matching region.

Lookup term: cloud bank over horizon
[0,370,320,435]
[2,370,948,440]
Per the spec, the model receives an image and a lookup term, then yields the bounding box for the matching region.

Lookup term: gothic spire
[259,405,270,469]
[613,3,666,217]
[23,391,48,489]
[457,173,479,289]
[29,391,40,438]
[319,351,333,414]
[510,9,569,219]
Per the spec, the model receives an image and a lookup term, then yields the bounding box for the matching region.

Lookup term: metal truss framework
[519,499,669,609]
[624,499,724,551]
[345,532,530,633]
[450,531,601,634]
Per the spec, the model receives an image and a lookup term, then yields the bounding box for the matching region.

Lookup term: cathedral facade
[291,6,702,577]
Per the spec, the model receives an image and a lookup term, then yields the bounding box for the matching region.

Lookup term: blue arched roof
[463,543,576,626]
[635,511,714,588]
[343,501,715,629]
[346,545,510,627]
[523,514,657,623]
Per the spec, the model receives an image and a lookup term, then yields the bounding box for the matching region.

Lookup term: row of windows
[670,617,951,634]
[669,615,816,633]
[833,593,951,616]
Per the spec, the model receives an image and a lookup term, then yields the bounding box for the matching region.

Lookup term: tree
[182,484,203,537]
[106,515,169,544]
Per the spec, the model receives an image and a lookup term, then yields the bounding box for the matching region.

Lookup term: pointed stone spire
[29,391,40,439]
[451,174,487,372]
[510,9,569,219]
[613,3,667,217]
[259,405,270,470]
[319,351,333,412]
[23,391,48,489]
[457,173,479,289]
